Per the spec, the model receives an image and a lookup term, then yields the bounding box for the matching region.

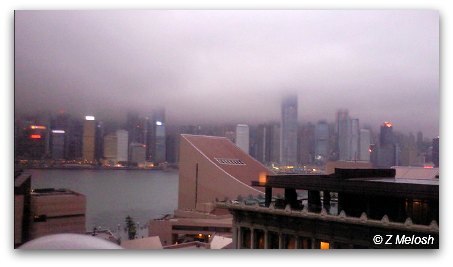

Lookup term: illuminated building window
[320,241,330,250]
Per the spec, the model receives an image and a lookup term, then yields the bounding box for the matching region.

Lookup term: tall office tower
[148,109,166,164]
[51,113,70,159]
[336,109,351,161]
[256,124,271,164]
[165,132,178,164]
[235,124,250,154]
[66,118,83,160]
[116,130,129,162]
[377,122,397,167]
[400,133,418,166]
[249,125,259,159]
[127,111,140,143]
[103,133,117,164]
[432,137,439,167]
[298,123,315,164]
[314,121,329,164]
[94,121,104,162]
[82,116,96,162]
[269,123,281,164]
[129,143,147,167]
[103,129,129,164]
[359,129,371,162]
[350,119,360,161]
[50,130,65,159]
[18,124,48,159]
[127,111,146,144]
[280,94,298,165]
[380,121,394,146]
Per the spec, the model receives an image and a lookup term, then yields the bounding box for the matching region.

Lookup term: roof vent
[215,158,246,165]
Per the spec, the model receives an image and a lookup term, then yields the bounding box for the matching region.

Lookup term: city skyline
[15,10,439,138]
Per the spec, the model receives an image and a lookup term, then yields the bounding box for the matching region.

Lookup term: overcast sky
[14,10,439,138]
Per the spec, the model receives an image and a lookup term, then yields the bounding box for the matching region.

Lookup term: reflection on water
[31,169,179,237]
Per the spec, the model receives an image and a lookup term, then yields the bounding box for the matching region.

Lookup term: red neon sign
[30,134,42,139]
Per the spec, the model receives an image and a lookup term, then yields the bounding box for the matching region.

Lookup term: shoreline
[17,166,179,171]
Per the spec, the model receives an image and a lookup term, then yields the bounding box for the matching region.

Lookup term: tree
[125,215,137,240]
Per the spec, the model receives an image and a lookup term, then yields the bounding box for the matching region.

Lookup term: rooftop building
[178,134,274,210]
[29,188,86,241]
[149,134,277,247]
[218,168,439,249]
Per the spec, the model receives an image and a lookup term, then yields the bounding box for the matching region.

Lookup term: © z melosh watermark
[373,234,435,245]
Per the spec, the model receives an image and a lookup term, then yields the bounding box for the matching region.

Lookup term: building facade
[314,121,329,165]
[218,168,439,249]
[235,124,250,154]
[29,188,86,241]
[280,95,298,165]
[82,116,96,162]
[359,128,371,162]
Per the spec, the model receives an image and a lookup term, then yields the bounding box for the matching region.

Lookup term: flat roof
[253,168,438,200]
[31,188,84,197]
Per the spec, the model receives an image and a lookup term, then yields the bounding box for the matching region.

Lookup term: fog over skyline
[14,10,439,138]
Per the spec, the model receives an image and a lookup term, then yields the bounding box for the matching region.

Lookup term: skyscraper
[269,123,281,164]
[432,137,439,167]
[255,124,271,164]
[103,129,129,164]
[50,130,65,159]
[235,124,250,154]
[298,123,315,165]
[116,130,129,162]
[359,129,371,162]
[82,116,96,162]
[336,109,350,161]
[380,121,394,146]
[377,122,397,167]
[315,121,329,164]
[350,118,360,161]
[336,110,360,161]
[280,94,298,165]
[148,109,166,164]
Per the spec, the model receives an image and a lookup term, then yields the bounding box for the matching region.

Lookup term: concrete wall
[178,136,263,210]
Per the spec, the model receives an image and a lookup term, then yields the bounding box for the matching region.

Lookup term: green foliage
[125,215,137,240]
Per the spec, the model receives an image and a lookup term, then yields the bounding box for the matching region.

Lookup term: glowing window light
[156,121,163,126]
[85,116,95,121]
[52,130,65,134]
[320,241,330,250]
[259,172,267,184]
[30,125,46,130]
[30,134,42,139]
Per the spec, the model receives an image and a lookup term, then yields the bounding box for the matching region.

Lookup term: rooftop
[253,168,438,200]
[181,134,273,187]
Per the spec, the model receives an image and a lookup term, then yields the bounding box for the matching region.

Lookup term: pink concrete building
[149,134,276,247]
[29,188,86,240]
[178,134,273,210]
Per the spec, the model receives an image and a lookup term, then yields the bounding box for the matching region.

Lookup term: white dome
[19,233,123,249]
